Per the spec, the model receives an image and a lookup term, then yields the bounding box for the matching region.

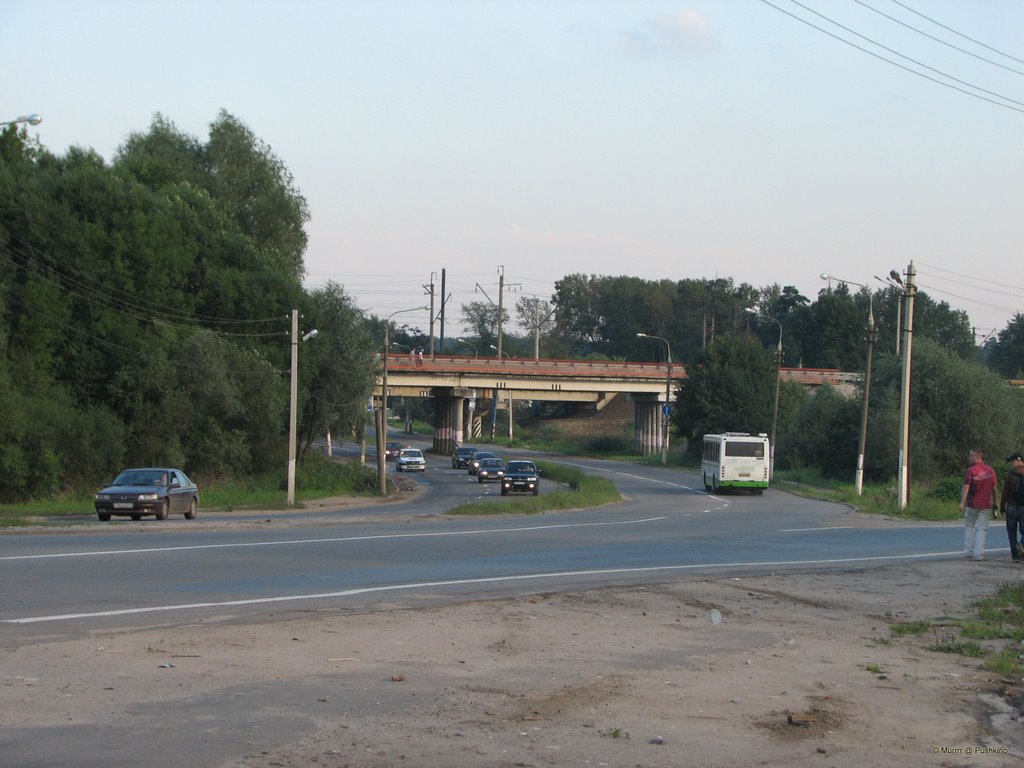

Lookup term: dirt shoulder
[4,553,1023,767]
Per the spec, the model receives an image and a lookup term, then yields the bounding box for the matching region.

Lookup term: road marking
[0,516,668,562]
[2,551,961,625]
[780,526,856,532]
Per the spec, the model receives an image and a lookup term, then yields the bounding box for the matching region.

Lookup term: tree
[989,313,1024,379]
[460,301,507,351]
[673,334,775,454]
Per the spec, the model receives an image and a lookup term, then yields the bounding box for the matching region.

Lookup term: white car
[396,448,426,472]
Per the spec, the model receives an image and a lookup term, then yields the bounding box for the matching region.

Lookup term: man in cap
[999,452,1024,562]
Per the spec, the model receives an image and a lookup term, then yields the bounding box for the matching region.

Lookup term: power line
[757,0,1024,114]
[888,0,1024,67]
[852,0,1024,77]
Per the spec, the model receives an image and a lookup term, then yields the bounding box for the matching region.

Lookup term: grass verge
[0,455,380,526]
[891,580,1024,679]
[445,460,620,516]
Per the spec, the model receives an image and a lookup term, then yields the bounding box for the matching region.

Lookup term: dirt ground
[4,514,1024,768]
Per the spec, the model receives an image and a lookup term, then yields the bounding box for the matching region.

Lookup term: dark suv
[501,460,540,496]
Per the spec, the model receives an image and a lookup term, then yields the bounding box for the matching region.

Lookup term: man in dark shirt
[998,452,1024,562]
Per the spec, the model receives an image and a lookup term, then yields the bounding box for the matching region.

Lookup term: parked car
[476,457,505,483]
[396,448,427,472]
[94,467,200,521]
[385,441,403,461]
[452,446,477,469]
[501,460,540,496]
[468,451,497,475]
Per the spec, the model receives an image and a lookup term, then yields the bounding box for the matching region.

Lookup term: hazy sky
[4,0,1022,341]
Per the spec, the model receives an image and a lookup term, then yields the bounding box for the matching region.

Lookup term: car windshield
[474,452,495,461]
[113,469,167,486]
[506,462,535,473]
[481,459,502,467]
[402,450,423,458]
[457,448,475,456]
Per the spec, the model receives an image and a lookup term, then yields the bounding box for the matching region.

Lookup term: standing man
[999,452,1024,562]
[961,448,998,561]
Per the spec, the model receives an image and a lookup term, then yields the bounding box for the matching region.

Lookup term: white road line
[780,526,857,532]
[0,516,667,562]
[3,551,961,624]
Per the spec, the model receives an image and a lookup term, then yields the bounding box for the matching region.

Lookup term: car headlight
[95,493,109,501]
[137,493,159,501]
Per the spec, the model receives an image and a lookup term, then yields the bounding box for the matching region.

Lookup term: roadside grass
[446,461,620,516]
[890,580,1024,678]
[0,455,380,526]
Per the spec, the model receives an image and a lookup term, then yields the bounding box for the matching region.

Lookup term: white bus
[701,432,770,494]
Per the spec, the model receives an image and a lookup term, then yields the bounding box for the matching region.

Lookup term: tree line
[3,113,1022,500]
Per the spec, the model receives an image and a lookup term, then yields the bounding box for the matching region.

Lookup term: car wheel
[97,511,111,522]
[397,464,403,472]
[156,500,169,520]
[185,498,197,519]
[130,513,142,521]
[533,489,539,496]
[501,488,508,496]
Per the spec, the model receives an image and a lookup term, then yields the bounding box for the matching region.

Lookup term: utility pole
[496,266,505,359]
[424,272,436,357]
[896,262,916,511]
[439,268,447,353]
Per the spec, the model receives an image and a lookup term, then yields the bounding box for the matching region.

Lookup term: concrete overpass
[376,354,858,456]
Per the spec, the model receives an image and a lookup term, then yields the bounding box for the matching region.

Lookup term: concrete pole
[896,262,916,511]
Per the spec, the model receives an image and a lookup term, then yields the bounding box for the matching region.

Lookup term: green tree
[673,334,775,454]
[989,313,1024,379]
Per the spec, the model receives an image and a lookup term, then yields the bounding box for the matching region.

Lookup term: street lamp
[288,311,318,505]
[489,344,510,359]
[636,332,673,465]
[874,274,902,356]
[0,113,42,127]
[821,273,876,496]
[744,308,782,478]
[377,306,429,496]
[456,338,478,358]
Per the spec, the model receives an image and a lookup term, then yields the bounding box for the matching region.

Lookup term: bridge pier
[633,395,663,456]
[431,391,471,455]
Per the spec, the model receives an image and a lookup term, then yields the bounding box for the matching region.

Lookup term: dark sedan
[452,446,477,468]
[468,451,497,475]
[476,457,505,483]
[501,460,541,496]
[95,468,200,521]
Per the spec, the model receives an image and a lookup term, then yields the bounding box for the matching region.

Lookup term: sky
[3,0,1022,343]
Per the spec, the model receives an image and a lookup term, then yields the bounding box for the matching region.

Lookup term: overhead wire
[757,0,1024,113]
[0,241,289,337]
[888,0,1024,67]
[851,0,1024,77]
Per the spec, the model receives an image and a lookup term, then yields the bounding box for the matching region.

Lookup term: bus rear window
[725,442,764,458]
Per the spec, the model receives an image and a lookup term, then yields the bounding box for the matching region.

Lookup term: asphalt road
[1,440,962,647]
[0,440,969,768]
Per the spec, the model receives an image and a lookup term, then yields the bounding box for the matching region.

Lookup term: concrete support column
[633,396,660,455]
[432,394,465,455]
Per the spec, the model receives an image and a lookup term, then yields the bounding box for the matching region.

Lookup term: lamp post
[377,306,429,496]
[288,310,318,505]
[456,338,478,358]
[821,274,876,496]
[489,344,510,359]
[744,308,782,478]
[636,332,672,465]
[0,113,42,127]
